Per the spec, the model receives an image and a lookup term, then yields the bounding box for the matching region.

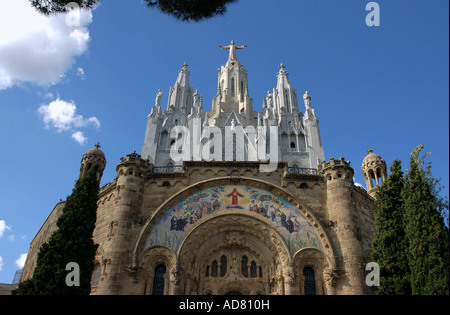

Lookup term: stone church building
[20,42,387,295]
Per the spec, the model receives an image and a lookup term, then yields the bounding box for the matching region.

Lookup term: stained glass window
[152,264,166,295]
[303,267,317,295]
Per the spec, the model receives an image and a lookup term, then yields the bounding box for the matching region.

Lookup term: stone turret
[361,148,387,198]
[318,157,368,294]
[95,151,150,295]
[79,142,106,183]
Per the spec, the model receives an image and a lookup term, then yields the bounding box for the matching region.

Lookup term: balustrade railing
[287,167,318,175]
[153,166,183,174]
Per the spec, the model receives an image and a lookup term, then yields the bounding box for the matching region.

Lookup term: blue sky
[0,0,448,284]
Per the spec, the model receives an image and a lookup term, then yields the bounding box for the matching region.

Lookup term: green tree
[403,145,449,295]
[145,0,238,22]
[30,0,98,14]
[29,0,238,22]
[13,167,99,295]
[370,159,411,295]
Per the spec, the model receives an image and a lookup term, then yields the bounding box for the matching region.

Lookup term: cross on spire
[95,142,101,149]
[368,147,374,154]
[278,63,288,75]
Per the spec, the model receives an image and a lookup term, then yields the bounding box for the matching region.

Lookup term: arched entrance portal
[134,181,334,295]
[177,211,292,295]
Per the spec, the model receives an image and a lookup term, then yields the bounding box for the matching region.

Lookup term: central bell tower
[210,41,256,126]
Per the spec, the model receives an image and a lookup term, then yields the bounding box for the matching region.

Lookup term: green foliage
[371,145,449,295]
[13,167,99,295]
[403,145,449,295]
[30,0,98,15]
[29,0,239,22]
[145,0,238,22]
[371,159,411,294]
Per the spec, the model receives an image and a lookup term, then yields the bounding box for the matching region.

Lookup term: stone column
[283,263,298,295]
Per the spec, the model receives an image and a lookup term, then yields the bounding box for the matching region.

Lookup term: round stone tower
[361,148,387,198]
[318,157,367,294]
[79,142,107,183]
[95,151,150,295]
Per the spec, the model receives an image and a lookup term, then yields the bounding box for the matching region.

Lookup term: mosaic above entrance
[145,186,323,256]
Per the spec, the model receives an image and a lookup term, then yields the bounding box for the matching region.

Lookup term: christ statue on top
[219,40,247,61]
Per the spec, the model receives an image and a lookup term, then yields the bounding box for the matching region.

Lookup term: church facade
[20,42,387,295]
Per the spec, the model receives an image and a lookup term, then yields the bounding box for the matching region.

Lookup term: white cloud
[0,256,4,272]
[41,92,55,100]
[0,0,93,90]
[38,98,100,145]
[38,98,100,132]
[15,253,28,269]
[76,67,87,80]
[71,131,88,145]
[0,220,12,239]
[353,178,366,190]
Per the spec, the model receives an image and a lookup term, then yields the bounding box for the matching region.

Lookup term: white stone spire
[168,62,194,114]
[142,44,325,170]
[275,63,298,115]
[301,90,325,167]
[211,45,254,122]
[142,62,203,165]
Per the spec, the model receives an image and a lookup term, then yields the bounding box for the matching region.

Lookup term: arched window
[220,255,227,277]
[290,141,296,149]
[241,256,248,278]
[152,264,166,295]
[303,267,317,295]
[376,168,383,185]
[250,261,257,278]
[285,93,289,108]
[240,81,244,101]
[368,169,376,188]
[231,77,235,97]
[211,261,218,277]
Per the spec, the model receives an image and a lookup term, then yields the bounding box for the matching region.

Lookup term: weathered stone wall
[20,201,65,282]
[21,156,377,295]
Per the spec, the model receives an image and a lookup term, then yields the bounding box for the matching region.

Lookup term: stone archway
[176,210,292,295]
[137,245,177,295]
[131,178,336,295]
[293,248,333,295]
